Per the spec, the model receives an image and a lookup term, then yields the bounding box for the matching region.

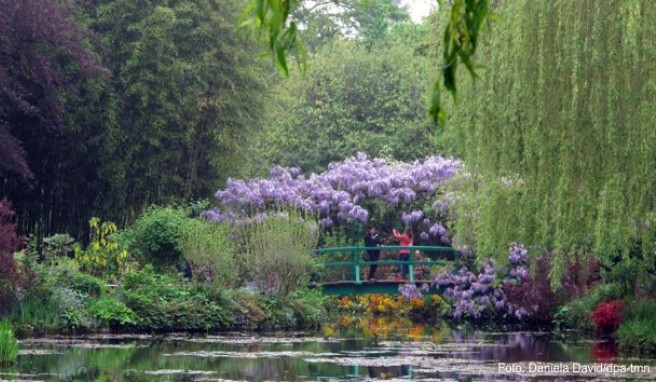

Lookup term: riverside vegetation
[2,0,656,362]
[1,155,655,357]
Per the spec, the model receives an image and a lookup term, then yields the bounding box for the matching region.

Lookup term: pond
[2,316,655,381]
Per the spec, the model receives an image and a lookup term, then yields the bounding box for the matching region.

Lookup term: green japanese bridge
[313,246,461,296]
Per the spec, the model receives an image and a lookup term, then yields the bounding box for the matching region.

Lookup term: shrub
[27,257,105,298]
[603,258,647,296]
[179,219,236,289]
[259,295,297,329]
[226,289,266,329]
[128,206,187,271]
[591,300,625,336]
[558,283,624,330]
[287,288,328,327]
[503,255,557,322]
[74,218,129,279]
[120,267,233,331]
[237,210,319,298]
[0,321,19,366]
[42,234,75,261]
[617,319,656,354]
[0,199,22,313]
[71,272,105,296]
[90,298,137,328]
[52,287,90,330]
[616,300,656,353]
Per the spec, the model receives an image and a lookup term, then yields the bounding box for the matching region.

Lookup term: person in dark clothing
[364,224,382,281]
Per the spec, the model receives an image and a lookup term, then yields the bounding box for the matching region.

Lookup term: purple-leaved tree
[0,0,105,179]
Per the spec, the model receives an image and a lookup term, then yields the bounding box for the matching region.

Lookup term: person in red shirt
[392,227,413,281]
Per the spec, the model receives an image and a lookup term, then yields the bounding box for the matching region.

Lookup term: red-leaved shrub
[591,300,625,336]
[0,199,22,312]
[560,254,603,299]
[503,255,557,321]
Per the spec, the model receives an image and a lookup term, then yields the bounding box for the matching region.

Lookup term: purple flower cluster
[398,283,424,300]
[204,153,460,233]
[507,244,530,283]
[435,260,502,319]
[434,244,535,320]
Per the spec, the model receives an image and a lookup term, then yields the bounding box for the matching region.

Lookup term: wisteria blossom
[204,153,460,241]
[398,283,423,300]
[434,244,533,320]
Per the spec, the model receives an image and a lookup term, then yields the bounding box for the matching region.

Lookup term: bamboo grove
[440,0,656,282]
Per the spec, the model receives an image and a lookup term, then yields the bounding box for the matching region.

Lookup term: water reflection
[1,317,654,381]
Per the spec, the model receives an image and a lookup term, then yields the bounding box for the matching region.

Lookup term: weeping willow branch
[442,0,656,283]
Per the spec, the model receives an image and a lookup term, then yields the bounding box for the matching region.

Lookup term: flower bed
[333,292,447,317]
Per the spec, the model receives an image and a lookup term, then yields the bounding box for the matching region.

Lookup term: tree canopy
[0,0,104,179]
[243,0,489,124]
[256,29,436,173]
[1,0,269,237]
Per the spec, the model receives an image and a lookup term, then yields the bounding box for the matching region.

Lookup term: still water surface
[2,316,655,381]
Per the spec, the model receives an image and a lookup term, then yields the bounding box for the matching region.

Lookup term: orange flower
[410,297,425,308]
[408,324,425,340]
[338,315,353,326]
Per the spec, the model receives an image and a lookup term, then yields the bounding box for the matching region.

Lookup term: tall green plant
[6,296,60,331]
[0,321,19,365]
[180,219,237,289]
[239,210,319,297]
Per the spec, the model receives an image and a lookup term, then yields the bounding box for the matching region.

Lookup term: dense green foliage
[90,298,137,328]
[441,1,656,281]
[91,0,267,206]
[243,0,489,123]
[7,206,330,333]
[0,321,19,365]
[258,37,436,172]
[238,211,320,297]
[179,219,237,289]
[617,300,656,354]
[1,0,267,238]
[127,207,188,271]
[251,1,439,173]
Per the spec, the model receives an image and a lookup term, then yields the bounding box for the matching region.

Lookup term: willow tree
[441,0,656,282]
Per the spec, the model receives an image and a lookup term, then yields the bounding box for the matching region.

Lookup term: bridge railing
[313,246,461,285]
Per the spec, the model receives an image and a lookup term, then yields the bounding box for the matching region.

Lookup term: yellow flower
[323,325,336,336]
